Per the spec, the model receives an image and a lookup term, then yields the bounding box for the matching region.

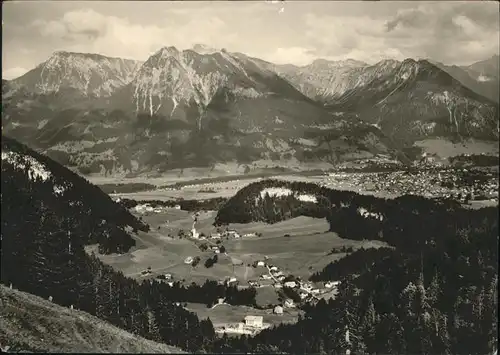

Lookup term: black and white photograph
[1,0,499,353]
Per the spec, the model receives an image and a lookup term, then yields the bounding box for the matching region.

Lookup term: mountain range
[2,45,498,176]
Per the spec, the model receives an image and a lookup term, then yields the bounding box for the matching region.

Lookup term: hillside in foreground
[0,285,184,353]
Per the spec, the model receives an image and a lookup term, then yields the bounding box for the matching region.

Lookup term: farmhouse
[272,271,284,277]
[211,233,221,239]
[260,274,272,280]
[277,275,286,282]
[257,261,266,267]
[225,230,241,238]
[244,315,263,328]
[269,266,278,272]
[274,305,284,315]
[273,283,283,289]
[311,288,321,294]
[284,281,297,288]
[164,273,172,280]
[184,256,194,264]
[284,299,295,308]
[243,233,257,237]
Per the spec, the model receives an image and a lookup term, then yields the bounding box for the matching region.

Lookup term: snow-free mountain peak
[9,51,143,97]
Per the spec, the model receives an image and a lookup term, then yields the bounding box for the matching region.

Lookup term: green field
[93,208,387,287]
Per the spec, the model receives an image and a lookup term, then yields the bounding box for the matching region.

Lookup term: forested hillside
[212,179,498,354]
[1,135,148,254]
[1,136,217,352]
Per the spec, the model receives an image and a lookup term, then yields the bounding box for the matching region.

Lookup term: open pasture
[95,206,387,287]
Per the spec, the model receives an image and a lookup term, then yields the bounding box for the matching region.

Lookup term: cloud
[31,8,238,60]
[3,67,28,80]
[34,9,109,40]
[301,2,499,66]
[263,47,318,66]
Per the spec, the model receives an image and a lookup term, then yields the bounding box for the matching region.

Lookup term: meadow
[92,205,388,308]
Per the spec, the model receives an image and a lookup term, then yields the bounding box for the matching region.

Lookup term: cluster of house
[324,169,498,202]
[215,315,271,336]
[209,229,257,240]
[131,203,181,215]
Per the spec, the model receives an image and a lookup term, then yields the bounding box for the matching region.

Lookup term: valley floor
[88,203,387,331]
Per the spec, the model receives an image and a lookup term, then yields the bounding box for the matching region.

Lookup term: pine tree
[332,277,360,354]
[146,306,161,341]
[360,296,378,353]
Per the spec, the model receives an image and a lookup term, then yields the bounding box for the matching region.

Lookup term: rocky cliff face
[10,51,142,97]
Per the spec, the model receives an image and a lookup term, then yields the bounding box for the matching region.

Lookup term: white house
[226,277,238,286]
[311,288,321,294]
[284,299,295,308]
[257,261,266,267]
[272,271,284,277]
[164,273,172,280]
[269,266,278,272]
[211,233,221,239]
[244,233,257,237]
[284,281,297,288]
[273,283,283,289]
[277,275,286,282]
[260,274,272,280]
[244,315,263,328]
[274,305,284,315]
[173,205,181,210]
[184,256,194,264]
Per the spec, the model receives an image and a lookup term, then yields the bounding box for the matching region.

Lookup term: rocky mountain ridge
[9,51,143,98]
[1,46,498,176]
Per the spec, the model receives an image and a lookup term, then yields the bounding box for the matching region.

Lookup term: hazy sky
[2,0,499,79]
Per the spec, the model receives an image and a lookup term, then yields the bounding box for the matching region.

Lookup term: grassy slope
[0,285,184,353]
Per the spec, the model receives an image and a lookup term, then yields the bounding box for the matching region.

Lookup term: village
[320,168,498,202]
[134,209,340,336]
[109,164,498,337]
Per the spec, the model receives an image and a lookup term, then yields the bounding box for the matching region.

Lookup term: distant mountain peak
[310,58,367,68]
[192,44,219,55]
[11,51,142,97]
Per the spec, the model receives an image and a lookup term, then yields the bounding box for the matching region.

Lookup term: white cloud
[31,8,239,61]
[3,67,28,80]
[300,2,499,66]
[263,47,318,66]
